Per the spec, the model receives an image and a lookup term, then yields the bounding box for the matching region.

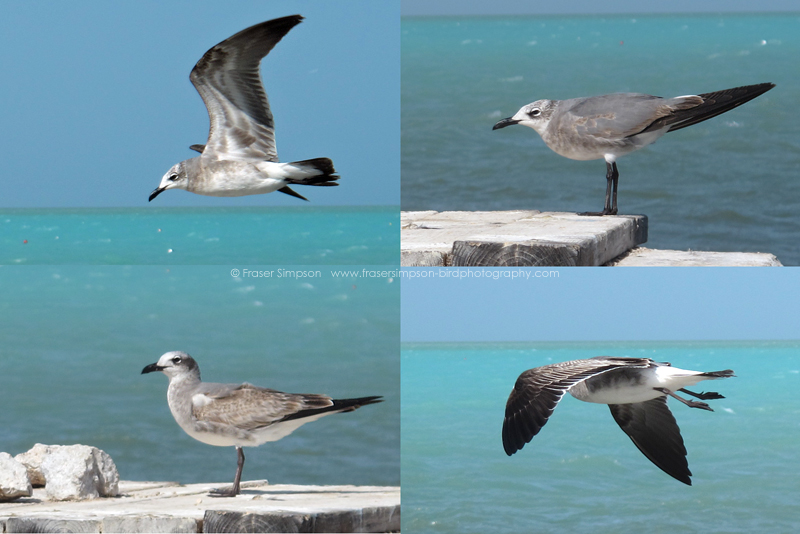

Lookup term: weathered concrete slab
[606,247,783,266]
[402,210,647,266]
[104,515,199,533]
[7,516,103,532]
[202,505,400,533]
[0,481,400,533]
[401,210,542,266]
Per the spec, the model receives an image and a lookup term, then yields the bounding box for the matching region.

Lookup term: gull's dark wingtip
[501,421,518,456]
[257,14,305,33]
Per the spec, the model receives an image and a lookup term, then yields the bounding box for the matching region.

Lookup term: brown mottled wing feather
[502,357,653,456]
[193,383,332,431]
[608,397,691,485]
[190,15,303,162]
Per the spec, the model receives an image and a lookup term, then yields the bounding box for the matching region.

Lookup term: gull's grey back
[552,93,701,140]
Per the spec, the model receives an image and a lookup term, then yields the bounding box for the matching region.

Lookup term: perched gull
[502,356,734,485]
[493,83,775,215]
[149,15,339,202]
[142,351,382,496]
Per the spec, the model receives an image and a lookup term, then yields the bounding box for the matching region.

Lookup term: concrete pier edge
[401,210,781,267]
[0,481,400,533]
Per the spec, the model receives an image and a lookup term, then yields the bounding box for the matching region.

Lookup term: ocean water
[0,206,399,265]
[0,266,399,487]
[402,14,800,264]
[402,341,800,534]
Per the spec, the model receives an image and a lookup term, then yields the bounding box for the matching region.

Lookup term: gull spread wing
[503,357,653,455]
[190,15,304,162]
[192,382,333,431]
[608,397,691,485]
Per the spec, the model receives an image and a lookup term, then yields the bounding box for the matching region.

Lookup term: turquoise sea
[0,207,399,265]
[402,14,800,264]
[402,342,800,534]
[0,266,399,487]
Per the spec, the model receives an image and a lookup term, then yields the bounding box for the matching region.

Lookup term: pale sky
[1,0,399,207]
[402,0,799,16]
[401,269,800,342]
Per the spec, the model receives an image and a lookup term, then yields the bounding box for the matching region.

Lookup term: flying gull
[502,356,734,485]
[149,15,339,202]
[493,83,775,215]
[142,351,382,496]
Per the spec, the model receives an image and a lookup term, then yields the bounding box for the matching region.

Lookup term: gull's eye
[172,356,182,364]
[529,108,541,117]
[168,174,179,182]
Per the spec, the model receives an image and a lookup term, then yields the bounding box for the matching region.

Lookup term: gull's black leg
[579,161,619,216]
[232,446,245,495]
[678,388,725,400]
[655,387,714,411]
[609,162,619,215]
[603,166,614,213]
[211,446,245,497]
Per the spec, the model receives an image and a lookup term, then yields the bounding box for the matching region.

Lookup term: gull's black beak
[493,117,520,130]
[149,187,166,202]
[142,363,165,374]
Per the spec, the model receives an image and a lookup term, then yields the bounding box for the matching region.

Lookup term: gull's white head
[493,99,556,136]
[141,351,200,381]
[149,162,189,201]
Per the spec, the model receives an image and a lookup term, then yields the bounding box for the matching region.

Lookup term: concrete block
[204,510,310,533]
[0,482,400,534]
[452,239,580,266]
[103,515,199,533]
[400,249,447,266]
[0,452,32,501]
[41,445,119,501]
[401,210,648,266]
[607,247,783,266]
[203,505,401,533]
[15,443,54,487]
[401,210,541,266]
[6,517,102,533]
[326,504,401,533]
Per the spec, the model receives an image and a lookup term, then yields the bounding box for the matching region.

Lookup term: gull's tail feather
[700,369,735,379]
[285,158,340,186]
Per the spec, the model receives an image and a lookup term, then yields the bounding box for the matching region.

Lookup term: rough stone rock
[14,443,55,487]
[40,444,120,501]
[0,452,32,501]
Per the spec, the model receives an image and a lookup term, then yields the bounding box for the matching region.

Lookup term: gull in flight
[142,351,382,496]
[502,356,734,485]
[150,15,339,202]
[493,83,774,215]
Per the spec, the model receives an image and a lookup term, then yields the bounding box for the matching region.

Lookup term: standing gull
[503,356,734,485]
[493,83,774,215]
[142,351,382,497]
[149,15,339,202]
